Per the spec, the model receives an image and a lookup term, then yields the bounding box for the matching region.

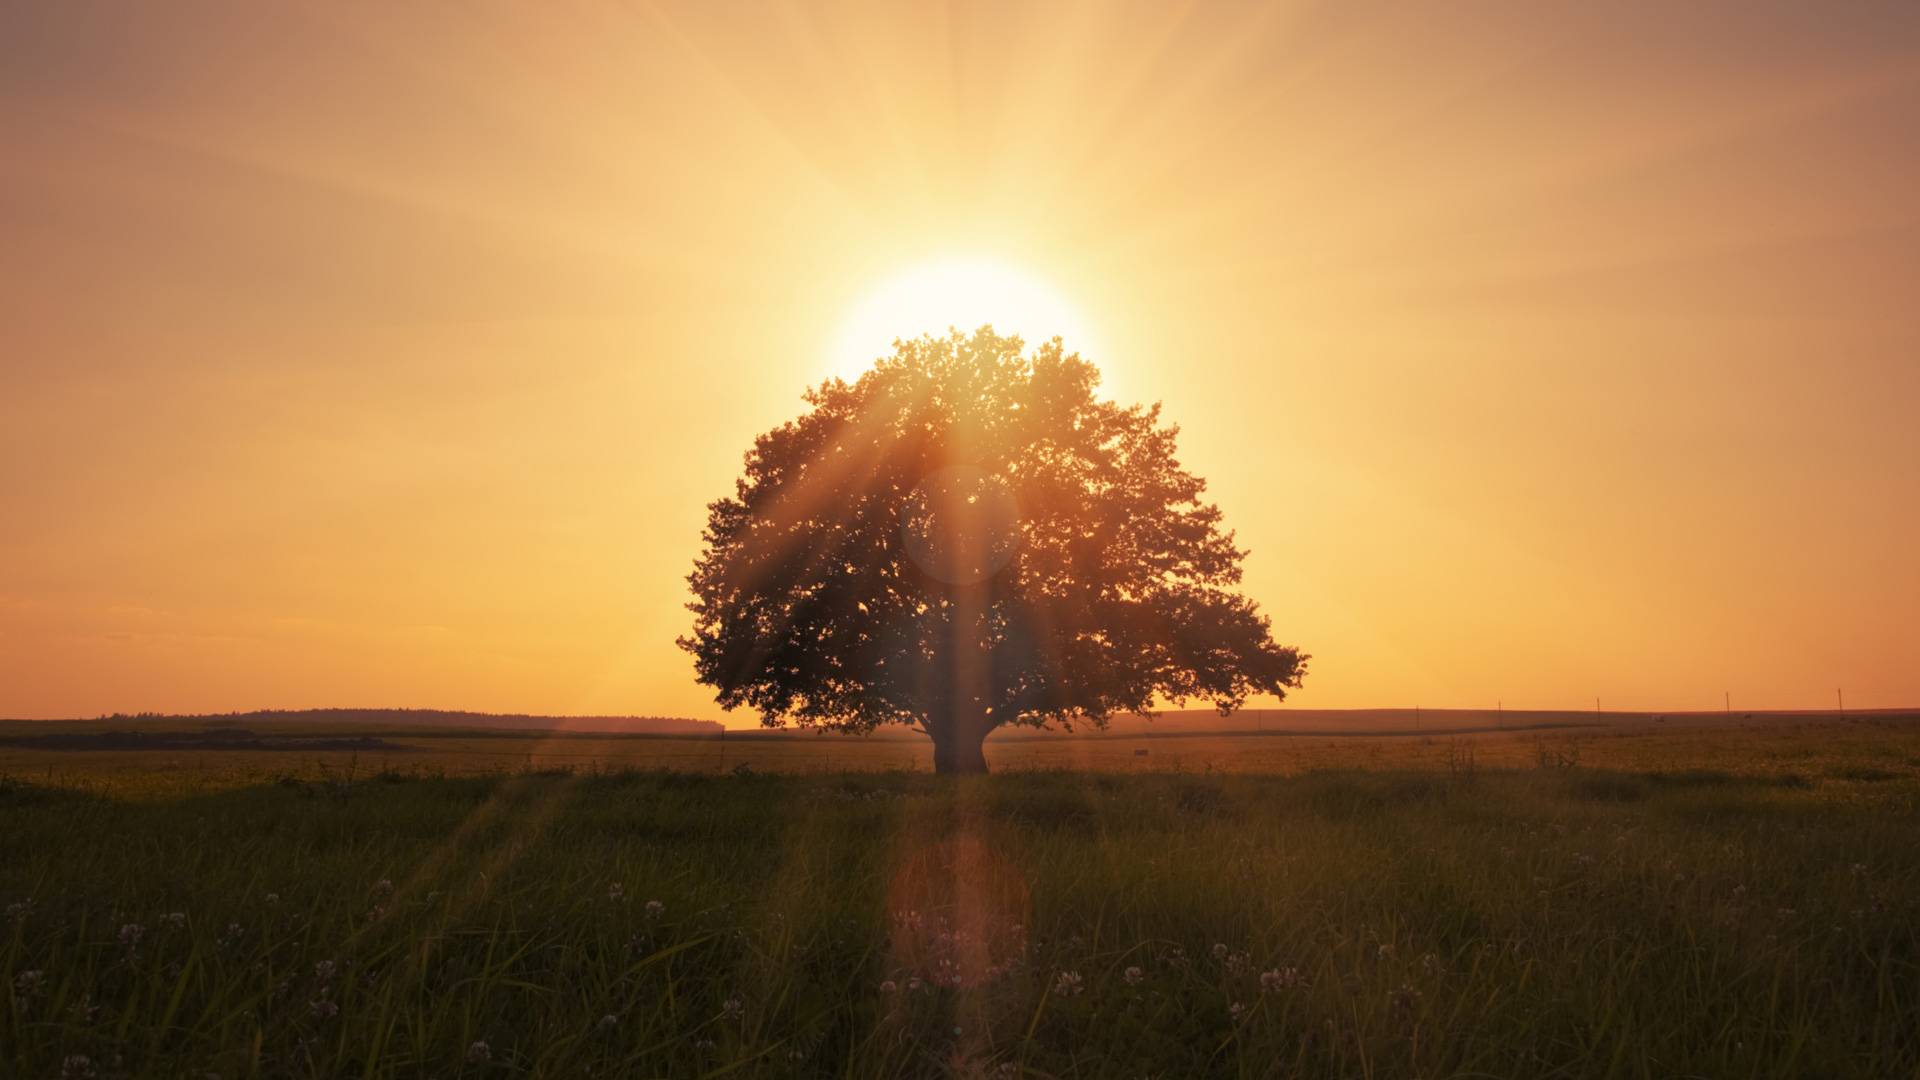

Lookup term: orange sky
[3,3,1918,722]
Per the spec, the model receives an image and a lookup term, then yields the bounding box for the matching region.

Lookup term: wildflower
[1228,1001,1246,1019]
[219,923,245,948]
[1851,863,1868,877]
[1375,944,1394,960]
[693,1038,717,1052]
[907,977,923,992]
[309,996,338,1020]
[264,893,280,906]
[372,878,393,896]
[1260,967,1306,992]
[1390,983,1423,1017]
[596,1014,618,1033]
[160,912,187,930]
[1123,966,1144,986]
[607,882,625,901]
[118,923,145,948]
[14,969,45,996]
[1211,943,1229,961]
[4,898,32,922]
[879,980,898,993]
[1731,884,1747,898]
[1224,950,1252,975]
[466,1040,491,1064]
[720,996,745,1021]
[61,1055,96,1080]
[1420,952,1443,976]
[314,960,337,982]
[1051,971,1083,997]
[68,994,102,1024]
[644,899,665,918]
[1776,908,1797,919]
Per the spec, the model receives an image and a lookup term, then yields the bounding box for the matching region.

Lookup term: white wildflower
[1260,966,1306,992]
[1390,983,1422,1015]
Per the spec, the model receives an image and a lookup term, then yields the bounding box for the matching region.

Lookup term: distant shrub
[1570,773,1649,802]
[1827,765,1903,782]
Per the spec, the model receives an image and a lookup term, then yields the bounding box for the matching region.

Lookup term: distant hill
[992,706,1912,739]
[50,708,723,737]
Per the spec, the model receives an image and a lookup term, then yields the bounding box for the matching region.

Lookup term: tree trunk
[930,709,992,775]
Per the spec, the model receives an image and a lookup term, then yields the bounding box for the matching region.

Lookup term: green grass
[3,760,1918,1078]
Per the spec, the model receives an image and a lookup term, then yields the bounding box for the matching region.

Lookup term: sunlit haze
[828,258,1102,385]
[3,3,1918,723]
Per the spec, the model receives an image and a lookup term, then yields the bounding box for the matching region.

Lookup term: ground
[2,715,1917,1077]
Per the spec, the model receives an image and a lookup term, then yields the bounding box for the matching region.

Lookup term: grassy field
[5,711,1917,796]
[3,717,1918,1077]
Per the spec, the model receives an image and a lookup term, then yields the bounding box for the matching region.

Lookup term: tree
[680,328,1307,773]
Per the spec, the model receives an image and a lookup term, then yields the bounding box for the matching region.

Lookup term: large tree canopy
[680,328,1307,772]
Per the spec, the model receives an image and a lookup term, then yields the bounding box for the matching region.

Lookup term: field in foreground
[4,723,1920,1078]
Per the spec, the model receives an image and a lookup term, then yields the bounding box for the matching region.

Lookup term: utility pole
[1838,688,1846,719]
[1596,697,1602,720]
[1725,691,1731,716]
[1497,700,1503,728]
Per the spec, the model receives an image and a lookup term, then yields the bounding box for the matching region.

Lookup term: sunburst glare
[827,257,1103,384]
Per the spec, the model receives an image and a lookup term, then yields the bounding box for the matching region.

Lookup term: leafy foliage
[681,328,1306,769]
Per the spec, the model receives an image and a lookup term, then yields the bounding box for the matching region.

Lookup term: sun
[828,256,1100,381]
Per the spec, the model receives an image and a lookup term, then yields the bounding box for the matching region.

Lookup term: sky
[3,2,1918,722]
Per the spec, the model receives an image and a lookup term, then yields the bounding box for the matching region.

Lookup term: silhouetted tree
[680,328,1307,773]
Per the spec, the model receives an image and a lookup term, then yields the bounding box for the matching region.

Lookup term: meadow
[3,717,1918,1078]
